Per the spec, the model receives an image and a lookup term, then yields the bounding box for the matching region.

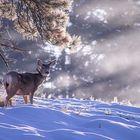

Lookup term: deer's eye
[42,65,46,69]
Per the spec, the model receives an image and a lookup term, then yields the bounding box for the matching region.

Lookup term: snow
[0,98,140,140]
[84,9,108,23]
[43,42,63,59]
[93,9,108,23]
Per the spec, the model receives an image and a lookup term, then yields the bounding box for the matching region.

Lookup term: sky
[0,0,140,106]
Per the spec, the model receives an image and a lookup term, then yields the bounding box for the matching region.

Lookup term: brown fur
[3,59,56,106]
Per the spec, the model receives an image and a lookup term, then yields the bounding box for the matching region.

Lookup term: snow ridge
[0,98,140,140]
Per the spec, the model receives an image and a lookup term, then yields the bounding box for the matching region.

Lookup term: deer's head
[36,59,56,76]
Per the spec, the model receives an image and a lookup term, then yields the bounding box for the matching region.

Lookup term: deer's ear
[37,59,42,66]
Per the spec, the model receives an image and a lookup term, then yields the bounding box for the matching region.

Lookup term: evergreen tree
[0,0,80,67]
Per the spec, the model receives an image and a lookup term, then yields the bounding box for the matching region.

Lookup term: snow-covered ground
[0,97,140,140]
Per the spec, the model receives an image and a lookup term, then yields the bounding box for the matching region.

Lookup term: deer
[3,59,56,106]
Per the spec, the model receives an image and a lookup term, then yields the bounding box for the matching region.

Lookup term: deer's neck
[35,73,46,87]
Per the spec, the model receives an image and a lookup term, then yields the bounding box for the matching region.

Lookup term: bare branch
[0,50,9,69]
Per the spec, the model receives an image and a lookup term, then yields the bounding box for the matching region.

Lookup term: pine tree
[0,0,81,67]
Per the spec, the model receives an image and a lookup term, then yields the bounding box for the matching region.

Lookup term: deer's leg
[8,99,12,106]
[5,87,16,106]
[23,95,29,104]
[29,92,34,104]
[5,93,14,106]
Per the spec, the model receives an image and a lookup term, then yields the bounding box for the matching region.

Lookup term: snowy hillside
[0,98,140,140]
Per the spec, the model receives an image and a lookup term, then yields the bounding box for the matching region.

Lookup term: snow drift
[0,98,140,140]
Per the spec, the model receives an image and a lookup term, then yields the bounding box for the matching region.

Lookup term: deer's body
[3,59,56,106]
[4,71,45,104]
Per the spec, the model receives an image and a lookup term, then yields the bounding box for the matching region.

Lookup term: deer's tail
[3,73,20,90]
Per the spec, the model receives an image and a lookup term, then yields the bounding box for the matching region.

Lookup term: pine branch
[0,0,80,48]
